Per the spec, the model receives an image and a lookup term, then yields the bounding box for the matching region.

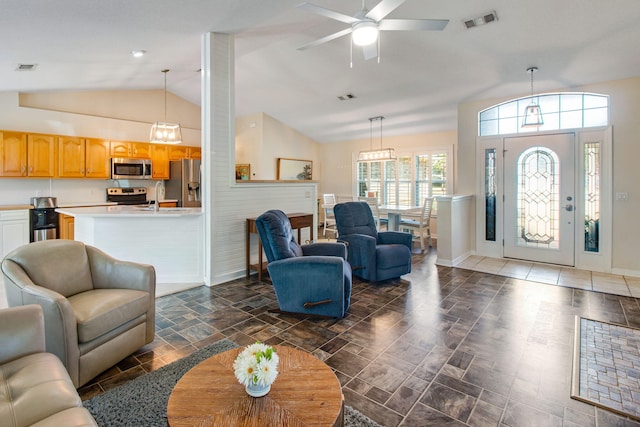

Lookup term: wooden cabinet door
[188,147,201,159]
[27,134,55,177]
[151,145,169,179]
[110,141,131,157]
[85,138,110,178]
[168,145,188,160]
[132,142,151,159]
[0,131,27,176]
[58,214,75,240]
[58,136,85,178]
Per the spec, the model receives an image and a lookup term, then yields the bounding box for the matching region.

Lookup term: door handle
[565,204,574,212]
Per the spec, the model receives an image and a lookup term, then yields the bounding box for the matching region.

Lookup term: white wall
[235,112,320,180]
[457,75,640,273]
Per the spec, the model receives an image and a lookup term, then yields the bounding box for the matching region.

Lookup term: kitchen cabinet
[58,137,110,178]
[158,201,177,208]
[168,146,201,160]
[59,213,75,240]
[0,209,29,258]
[151,144,169,179]
[110,141,151,159]
[0,131,27,177]
[27,134,56,177]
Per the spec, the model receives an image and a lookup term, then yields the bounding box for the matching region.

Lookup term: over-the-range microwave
[111,158,152,180]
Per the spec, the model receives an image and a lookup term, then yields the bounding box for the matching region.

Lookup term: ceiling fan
[297,0,449,61]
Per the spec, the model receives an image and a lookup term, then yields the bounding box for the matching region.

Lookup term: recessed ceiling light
[131,50,146,58]
[16,64,37,71]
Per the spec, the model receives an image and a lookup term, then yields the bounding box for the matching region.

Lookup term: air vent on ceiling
[463,11,498,29]
[337,93,356,101]
[16,64,37,71]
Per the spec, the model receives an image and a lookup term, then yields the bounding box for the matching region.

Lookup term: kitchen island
[55,205,204,296]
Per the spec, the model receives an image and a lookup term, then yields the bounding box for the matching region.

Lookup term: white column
[201,33,235,286]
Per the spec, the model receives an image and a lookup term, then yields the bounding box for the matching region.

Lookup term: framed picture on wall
[277,158,312,180]
[235,164,250,180]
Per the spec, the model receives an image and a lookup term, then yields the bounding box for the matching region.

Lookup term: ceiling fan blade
[297,2,359,24]
[362,44,378,61]
[366,0,406,22]
[378,18,449,31]
[297,27,353,51]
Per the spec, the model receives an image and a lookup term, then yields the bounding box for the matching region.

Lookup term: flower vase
[245,382,271,397]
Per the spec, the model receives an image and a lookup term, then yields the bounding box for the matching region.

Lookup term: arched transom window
[479,92,609,136]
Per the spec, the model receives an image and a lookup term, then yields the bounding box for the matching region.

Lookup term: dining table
[378,204,421,231]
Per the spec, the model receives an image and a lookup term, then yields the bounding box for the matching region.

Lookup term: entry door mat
[571,316,640,421]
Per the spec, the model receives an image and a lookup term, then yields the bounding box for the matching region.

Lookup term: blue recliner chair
[255,209,352,318]
[334,201,412,282]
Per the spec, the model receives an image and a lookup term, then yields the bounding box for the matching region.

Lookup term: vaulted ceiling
[2,0,639,142]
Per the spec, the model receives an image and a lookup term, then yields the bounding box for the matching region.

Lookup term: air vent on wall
[16,64,37,71]
[337,93,356,101]
[463,11,498,29]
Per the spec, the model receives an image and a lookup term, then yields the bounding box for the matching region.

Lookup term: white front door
[503,133,575,266]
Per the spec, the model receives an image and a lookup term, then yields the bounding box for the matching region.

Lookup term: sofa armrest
[86,245,156,294]
[301,242,347,259]
[340,234,378,280]
[378,231,413,250]
[0,305,46,365]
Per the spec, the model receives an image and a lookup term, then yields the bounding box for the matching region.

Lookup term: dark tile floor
[79,250,640,426]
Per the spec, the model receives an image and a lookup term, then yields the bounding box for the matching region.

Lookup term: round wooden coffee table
[167,345,344,426]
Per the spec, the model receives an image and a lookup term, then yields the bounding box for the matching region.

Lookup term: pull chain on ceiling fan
[297,0,449,63]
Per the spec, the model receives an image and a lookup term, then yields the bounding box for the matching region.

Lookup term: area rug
[571,316,640,421]
[84,338,383,427]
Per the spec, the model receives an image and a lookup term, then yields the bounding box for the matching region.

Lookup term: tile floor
[455,255,640,298]
[70,249,640,427]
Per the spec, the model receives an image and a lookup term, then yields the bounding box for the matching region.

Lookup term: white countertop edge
[56,206,203,218]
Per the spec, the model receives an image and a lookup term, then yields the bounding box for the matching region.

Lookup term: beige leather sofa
[2,240,156,387]
[0,304,98,427]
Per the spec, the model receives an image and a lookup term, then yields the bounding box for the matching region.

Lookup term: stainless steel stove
[106,187,148,205]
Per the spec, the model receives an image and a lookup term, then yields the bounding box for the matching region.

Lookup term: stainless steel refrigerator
[165,159,201,207]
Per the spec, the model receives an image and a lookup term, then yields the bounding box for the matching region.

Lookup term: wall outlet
[616,192,629,201]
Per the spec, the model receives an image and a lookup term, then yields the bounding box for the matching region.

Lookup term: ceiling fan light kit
[358,116,397,162]
[352,21,379,46]
[522,66,544,128]
[150,69,183,145]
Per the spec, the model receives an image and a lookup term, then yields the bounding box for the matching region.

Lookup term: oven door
[111,158,152,179]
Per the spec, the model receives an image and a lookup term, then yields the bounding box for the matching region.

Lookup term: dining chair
[322,193,337,238]
[357,196,388,230]
[399,197,434,251]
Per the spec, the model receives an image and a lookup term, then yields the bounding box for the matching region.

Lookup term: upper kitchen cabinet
[110,141,151,159]
[168,145,201,160]
[151,144,169,179]
[58,137,110,178]
[27,134,56,177]
[0,131,27,177]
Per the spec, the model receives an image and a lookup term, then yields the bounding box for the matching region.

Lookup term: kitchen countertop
[56,205,202,218]
[0,205,31,211]
[57,202,118,208]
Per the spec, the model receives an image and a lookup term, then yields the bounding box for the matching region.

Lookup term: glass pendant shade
[357,148,396,161]
[150,122,183,144]
[352,21,378,46]
[522,103,544,128]
[150,69,182,144]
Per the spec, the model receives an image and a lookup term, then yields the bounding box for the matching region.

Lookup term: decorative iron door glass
[277,158,312,180]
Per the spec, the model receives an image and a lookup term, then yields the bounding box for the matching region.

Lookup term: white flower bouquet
[233,342,279,391]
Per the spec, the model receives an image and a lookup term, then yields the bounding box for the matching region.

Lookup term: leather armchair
[255,209,352,318]
[0,304,97,427]
[334,201,412,282]
[2,240,156,388]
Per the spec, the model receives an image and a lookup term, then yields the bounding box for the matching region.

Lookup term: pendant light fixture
[150,69,183,144]
[522,66,544,128]
[357,116,396,162]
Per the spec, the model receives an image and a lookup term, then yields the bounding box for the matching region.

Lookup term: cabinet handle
[87,168,91,174]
